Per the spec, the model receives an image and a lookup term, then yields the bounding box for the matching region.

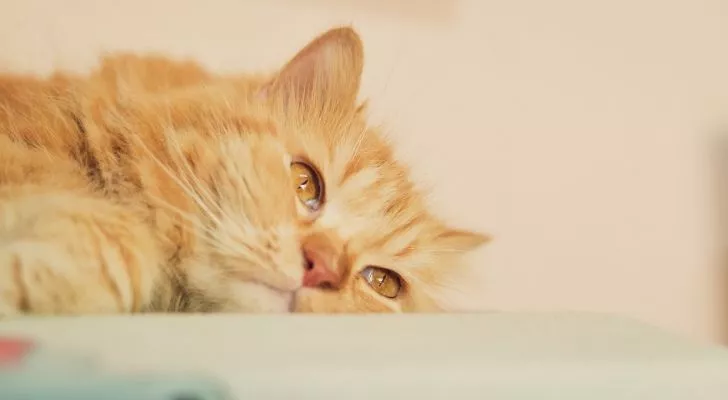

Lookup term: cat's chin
[286,288,328,313]
[285,288,310,313]
[282,288,306,313]
[211,280,298,313]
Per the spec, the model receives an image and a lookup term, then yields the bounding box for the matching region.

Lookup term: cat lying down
[0,27,488,315]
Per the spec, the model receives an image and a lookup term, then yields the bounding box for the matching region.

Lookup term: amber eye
[360,266,402,299]
[291,161,324,211]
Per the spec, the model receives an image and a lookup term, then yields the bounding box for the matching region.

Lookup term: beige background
[1,0,726,343]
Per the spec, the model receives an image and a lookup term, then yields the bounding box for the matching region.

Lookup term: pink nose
[301,242,341,289]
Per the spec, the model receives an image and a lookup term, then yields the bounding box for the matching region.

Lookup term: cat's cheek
[351,287,401,313]
[292,285,400,313]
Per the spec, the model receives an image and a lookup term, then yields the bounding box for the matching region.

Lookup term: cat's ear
[260,27,364,113]
[433,227,491,253]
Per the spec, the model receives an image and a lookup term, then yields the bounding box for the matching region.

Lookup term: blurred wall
[1,0,726,342]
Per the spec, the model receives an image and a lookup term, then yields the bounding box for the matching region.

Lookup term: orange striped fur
[0,27,488,315]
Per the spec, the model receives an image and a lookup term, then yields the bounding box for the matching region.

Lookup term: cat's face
[149,28,488,313]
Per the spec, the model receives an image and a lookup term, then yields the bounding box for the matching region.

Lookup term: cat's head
[121,27,489,313]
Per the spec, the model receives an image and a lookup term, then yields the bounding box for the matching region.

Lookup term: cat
[0,27,489,315]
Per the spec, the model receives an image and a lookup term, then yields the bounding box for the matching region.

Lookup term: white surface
[1,312,728,399]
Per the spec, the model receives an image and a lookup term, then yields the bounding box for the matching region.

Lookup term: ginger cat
[0,27,488,315]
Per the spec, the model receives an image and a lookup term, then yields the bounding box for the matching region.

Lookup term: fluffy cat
[0,27,488,315]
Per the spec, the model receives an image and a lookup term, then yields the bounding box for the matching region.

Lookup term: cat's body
[0,28,487,315]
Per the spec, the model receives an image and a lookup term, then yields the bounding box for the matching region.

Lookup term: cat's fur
[0,27,488,315]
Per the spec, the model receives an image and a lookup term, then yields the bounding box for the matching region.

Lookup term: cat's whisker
[146,193,212,237]
[128,131,227,231]
[194,227,269,269]
[350,124,368,161]
[161,133,251,244]
[163,135,252,245]
[163,129,231,220]
[136,133,263,263]
[148,193,244,256]
[214,233,271,267]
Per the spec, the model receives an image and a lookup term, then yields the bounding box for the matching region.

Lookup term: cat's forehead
[278,112,390,181]
[301,129,428,241]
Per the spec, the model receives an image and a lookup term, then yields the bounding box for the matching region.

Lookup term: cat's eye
[291,161,324,211]
[360,266,402,298]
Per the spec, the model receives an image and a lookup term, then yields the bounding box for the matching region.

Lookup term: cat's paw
[0,241,131,315]
[0,189,162,316]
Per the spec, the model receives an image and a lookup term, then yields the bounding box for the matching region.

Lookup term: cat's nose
[301,233,342,289]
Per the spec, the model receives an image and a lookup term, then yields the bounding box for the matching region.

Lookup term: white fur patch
[342,167,379,194]
[283,153,292,170]
[317,200,370,240]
